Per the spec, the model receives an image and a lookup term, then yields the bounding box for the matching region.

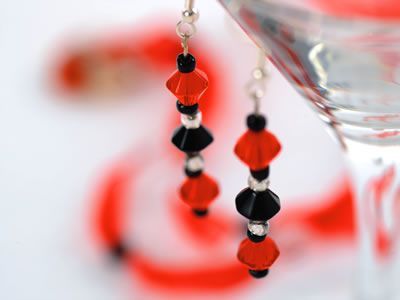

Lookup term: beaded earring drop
[234,50,282,278]
[166,0,219,217]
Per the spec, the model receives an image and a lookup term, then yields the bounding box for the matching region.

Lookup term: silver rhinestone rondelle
[248,175,269,192]
[248,221,269,236]
[185,155,204,172]
[181,111,202,129]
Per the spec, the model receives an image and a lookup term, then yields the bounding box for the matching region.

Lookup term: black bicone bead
[250,167,270,181]
[193,209,208,217]
[246,114,267,132]
[185,168,202,178]
[177,53,196,73]
[176,101,199,115]
[172,125,213,153]
[247,229,266,243]
[249,269,269,279]
[235,188,280,221]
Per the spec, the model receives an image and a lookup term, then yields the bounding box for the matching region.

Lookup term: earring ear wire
[234,48,282,278]
[166,0,219,217]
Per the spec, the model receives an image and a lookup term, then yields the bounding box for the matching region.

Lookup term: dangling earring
[234,49,282,278]
[166,0,219,217]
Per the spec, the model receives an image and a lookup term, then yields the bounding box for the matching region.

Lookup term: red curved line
[92,159,252,292]
[169,195,242,248]
[128,255,251,292]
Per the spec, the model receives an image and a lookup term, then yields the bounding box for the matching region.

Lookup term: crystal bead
[246,114,267,132]
[171,125,213,152]
[248,221,269,236]
[249,269,269,279]
[184,168,202,178]
[176,101,199,115]
[237,237,280,271]
[234,129,281,170]
[185,155,204,172]
[166,68,208,106]
[181,111,202,129]
[180,173,219,210]
[235,188,280,221]
[250,167,270,181]
[247,230,266,243]
[248,176,269,192]
[192,209,208,217]
[177,53,196,73]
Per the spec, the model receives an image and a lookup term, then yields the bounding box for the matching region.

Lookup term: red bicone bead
[179,173,219,210]
[166,69,208,106]
[234,130,281,170]
[237,237,280,270]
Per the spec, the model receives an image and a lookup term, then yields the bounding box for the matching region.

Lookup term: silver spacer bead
[181,111,202,129]
[248,220,270,236]
[248,175,270,192]
[185,155,204,172]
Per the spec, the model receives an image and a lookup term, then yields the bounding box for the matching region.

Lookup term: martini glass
[218,0,400,299]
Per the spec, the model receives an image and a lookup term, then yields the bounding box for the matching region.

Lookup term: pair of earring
[166,0,281,279]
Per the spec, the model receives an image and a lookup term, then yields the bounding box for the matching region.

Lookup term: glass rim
[223,0,400,24]
[220,0,400,38]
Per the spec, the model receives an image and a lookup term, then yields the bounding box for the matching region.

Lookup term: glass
[218,0,400,299]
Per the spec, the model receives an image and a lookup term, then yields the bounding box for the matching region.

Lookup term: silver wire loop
[176,20,197,39]
[181,35,189,56]
[184,0,195,11]
[246,48,270,114]
[176,0,198,56]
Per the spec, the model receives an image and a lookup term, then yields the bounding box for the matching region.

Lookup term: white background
[0,0,344,299]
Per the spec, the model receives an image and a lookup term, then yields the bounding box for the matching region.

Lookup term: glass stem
[344,138,400,300]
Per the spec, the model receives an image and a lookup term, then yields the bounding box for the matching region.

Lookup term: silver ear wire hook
[176,0,199,56]
[184,0,195,12]
[245,48,270,114]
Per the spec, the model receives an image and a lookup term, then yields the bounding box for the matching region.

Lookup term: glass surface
[218,0,400,299]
